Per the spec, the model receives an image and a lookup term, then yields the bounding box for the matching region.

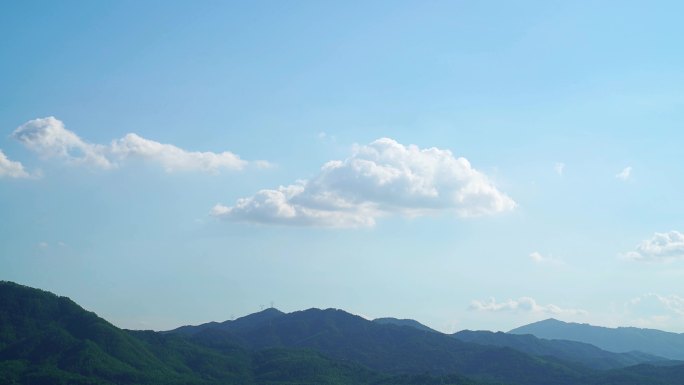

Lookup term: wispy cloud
[212,138,516,227]
[470,297,587,316]
[13,117,267,173]
[620,293,684,329]
[0,149,32,179]
[628,293,684,317]
[317,131,336,142]
[623,231,684,262]
[615,166,632,181]
[554,162,565,176]
[529,251,564,265]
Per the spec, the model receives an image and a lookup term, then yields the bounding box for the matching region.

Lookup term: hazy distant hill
[509,318,684,360]
[373,317,438,333]
[453,330,665,370]
[172,307,684,384]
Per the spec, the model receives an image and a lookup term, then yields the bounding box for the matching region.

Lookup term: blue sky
[2,0,684,333]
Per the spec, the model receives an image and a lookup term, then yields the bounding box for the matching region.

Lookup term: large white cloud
[212,138,516,227]
[0,149,31,178]
[470,297,587,316]
[12,117,256,173]
[623,231,684,262]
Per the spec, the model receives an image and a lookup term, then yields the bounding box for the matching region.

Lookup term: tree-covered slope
[0,281,491,385]
[5,280,684,385]
[180,308,590,385]
[0,281,203,384]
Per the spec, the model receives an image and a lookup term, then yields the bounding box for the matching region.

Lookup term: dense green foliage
[172,308,618,385]
[3,281,684,385]
[0,281,490,385]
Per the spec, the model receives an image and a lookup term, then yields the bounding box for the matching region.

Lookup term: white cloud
[623,231,684,262]
[554,162,565,176]
[13,117,113,169]
[629,293,684,317]
[110,133,248,173]
[615,166,632,181]
[529,251,545,262]
[212,138,516,227]
[529,251,564,265]
[470,297,587,316]
[621,294,684,329]
[0,149,31,178]
[317,131,337,142]
[211,182,377,228]
[13,117,260,173]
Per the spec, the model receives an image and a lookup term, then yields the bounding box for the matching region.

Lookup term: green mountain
[170,307,285,337]
[453,330,666,370]
[176,308,597,385]
[509,318,684,360]
[4,280,684,385]
[173,307,684,384]
[0,280,296,385]
[0,281,494,385]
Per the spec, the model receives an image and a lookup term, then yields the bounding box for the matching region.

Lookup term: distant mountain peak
[373,317,438,333]
[509,317,684,360]
[453,329,667,370]
[532,318,564,325]
[253,307,284,316]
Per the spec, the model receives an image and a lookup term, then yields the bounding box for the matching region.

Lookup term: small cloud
[621,294,684,329]
[628,293,684,317]
[12,117,266,173]
[554,162,565,176]
[529,251,564,265]
[37,241,49,249]
[530,251,545,262]
[0,149,33,179]
[317,131,337,143]
[470,297,587,316]
[253,160,274,169]
[615,166,632,181]
[623,231,684,262]
[212,138,516,227]
[57,241,67,247]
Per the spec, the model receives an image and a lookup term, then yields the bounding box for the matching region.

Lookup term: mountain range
[510,318,684,360]
[3,280,684,385]
[453,330,664,370]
